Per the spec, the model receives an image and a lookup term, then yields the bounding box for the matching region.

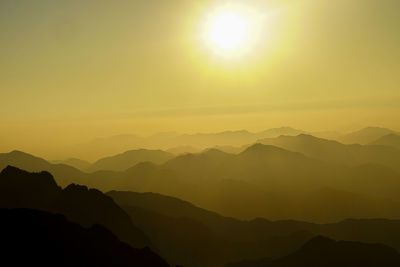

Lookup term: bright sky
[0,0,399,156]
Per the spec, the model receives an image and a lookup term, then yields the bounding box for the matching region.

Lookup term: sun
[202,4,261,57]
[208,12,249,52]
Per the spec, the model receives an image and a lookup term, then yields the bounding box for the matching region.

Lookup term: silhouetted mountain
[88,149,174,172]
[257,134,400,171]
[0,208,169,267]
[0,166,152,249]
[109,190,400,266]
[339,126,398,145]
[225,236,400,267]
[370,134,400,150]
[0,150,87,187]
[3,146,400,222]
[52,158,91,170]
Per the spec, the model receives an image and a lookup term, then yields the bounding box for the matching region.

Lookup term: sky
[1,0,399,156]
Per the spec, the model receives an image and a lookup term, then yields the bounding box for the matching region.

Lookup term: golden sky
[1,0,399,156]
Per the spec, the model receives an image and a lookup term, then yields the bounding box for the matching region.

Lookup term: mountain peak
[0,166,59,189]
[241,143,288,155]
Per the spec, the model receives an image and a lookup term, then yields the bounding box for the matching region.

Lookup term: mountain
[225,236,400,267]
[108,191,316,266]
[52,158,91,170]
[207,145,248,154]
[163,144,400,203]
[258,127,307,137]
[257,134,400,172]
[0,208,169,267]
[370,134,400,150]
[88,149,174,172]
[0,150,88,187]
[0,166,152,249]
[108,190,400,266]
[166,145,201,155]
[108,190,400,250]
[339,127,398,145]
[62,127,307,160]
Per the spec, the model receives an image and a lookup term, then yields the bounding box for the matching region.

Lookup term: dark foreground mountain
[0,150,88,187]
[225,236,400,267]
[0,166,152,249]
[0,208,169,267]
[109,190,400,266]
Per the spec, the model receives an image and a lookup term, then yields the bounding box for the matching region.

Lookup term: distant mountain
[225,236,400,267]
[0,208,168,267]
[370,134,400,150]
[166,145,201,155]
[52,157,91,170]
[168,127,306,148]
[0,166,152,249]
[258,127,307,137]
[257,134,400,171]
[207,145,248,154]
[63,127,307,160]
[109,190,400,266]
[88,149,174,172]
[339,127,398,145]
[310,130,343,140]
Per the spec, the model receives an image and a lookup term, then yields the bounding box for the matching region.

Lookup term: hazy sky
[1,0,399,155]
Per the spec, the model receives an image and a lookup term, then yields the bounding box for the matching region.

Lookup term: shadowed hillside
[370,134,400,150]
[109,190,400,266]
[225,236,400,267]
[0,208,169,267]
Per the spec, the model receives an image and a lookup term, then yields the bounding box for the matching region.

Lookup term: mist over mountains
[1,126,400,266]
[43,126,398,161]
[1,126,400,223]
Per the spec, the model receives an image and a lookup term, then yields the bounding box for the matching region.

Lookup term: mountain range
[1,139,400,222]
[109,190,400,266]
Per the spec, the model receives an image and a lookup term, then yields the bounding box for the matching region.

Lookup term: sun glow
[202,4,262,58]
[209,12,249,51]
